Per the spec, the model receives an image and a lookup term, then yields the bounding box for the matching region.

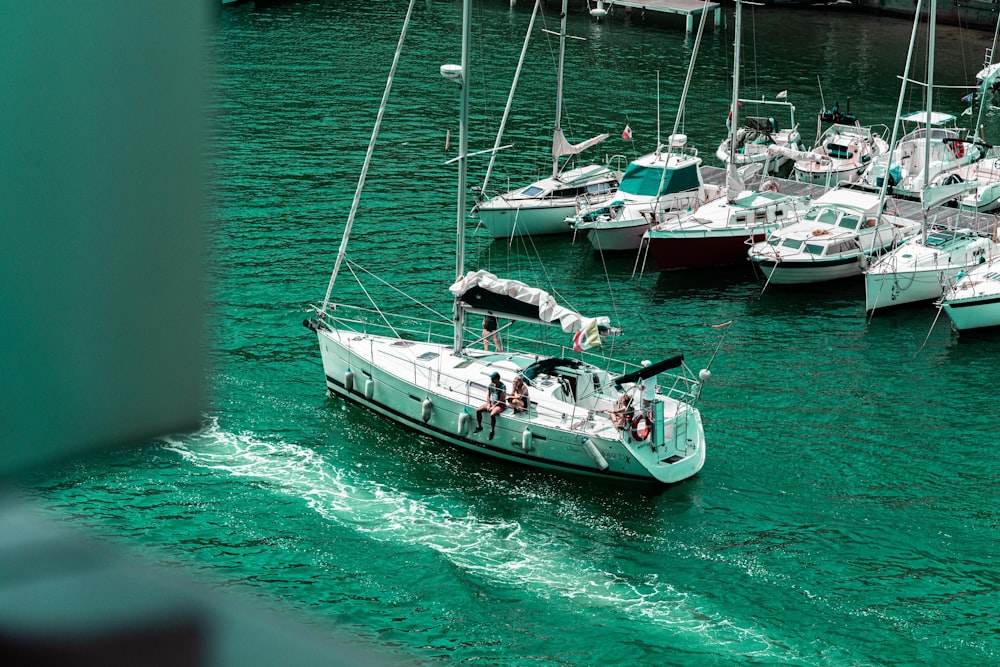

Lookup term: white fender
[364,378,374,400]
[421,398,433,422]
[457,410,471,436]
[582,438,608,470]
[521,427,533,453]
[344,370,355,392]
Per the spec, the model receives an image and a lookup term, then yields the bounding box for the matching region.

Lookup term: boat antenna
[480,0,540,198]
[453,0,472,354]
[656,71,661,151]
[321,0,418,316]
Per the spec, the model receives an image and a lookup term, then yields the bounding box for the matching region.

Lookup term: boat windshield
[618,163,700,197]
[804,207,840,225]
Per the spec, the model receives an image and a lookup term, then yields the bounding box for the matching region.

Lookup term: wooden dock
[603,0,722,33]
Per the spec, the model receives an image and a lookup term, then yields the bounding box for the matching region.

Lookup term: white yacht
[748,186,919,284]
[568,136,723,252]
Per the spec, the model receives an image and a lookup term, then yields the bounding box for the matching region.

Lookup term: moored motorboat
[748,185,919,284]
[793,102,889,186]
[568,136,722,252]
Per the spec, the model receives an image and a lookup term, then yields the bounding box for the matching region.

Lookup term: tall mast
[725,0,743,202]
[453,0,472,353]
[922,0,936,244]
[551,0,569,178]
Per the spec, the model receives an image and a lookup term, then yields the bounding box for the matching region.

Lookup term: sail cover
[551,129,609,159]
[449,270,608,333]
[767,144,831,165]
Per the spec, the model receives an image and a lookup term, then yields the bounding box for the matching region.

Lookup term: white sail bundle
[450,269,609,333]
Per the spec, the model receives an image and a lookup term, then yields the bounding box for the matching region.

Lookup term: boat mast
[922,0,935,244]
[453,0,472,354]
[725,0,743,201]
[551,0,569,179]
[875,0,924,223]
[321,0,417,315]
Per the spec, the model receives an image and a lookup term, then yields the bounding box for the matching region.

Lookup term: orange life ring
[630,414,651,441]
[954,141,965,159]
[763,179,779,192]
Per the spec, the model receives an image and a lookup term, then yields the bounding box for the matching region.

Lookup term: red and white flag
[621,124,632,140]
[776,90,788,100]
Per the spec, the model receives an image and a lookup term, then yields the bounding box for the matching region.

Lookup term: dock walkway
[600,0,722,32]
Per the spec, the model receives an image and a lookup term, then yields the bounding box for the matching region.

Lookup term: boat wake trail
[163,418,835,663]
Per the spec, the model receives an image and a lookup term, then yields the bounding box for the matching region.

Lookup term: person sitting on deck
[609,393,634,429]
[475,372,506,440]
[509,375,529,414]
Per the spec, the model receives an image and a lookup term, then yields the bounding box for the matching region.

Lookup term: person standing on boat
[639,360,656,409]
[475,372,506,439]
[482,314,502,352]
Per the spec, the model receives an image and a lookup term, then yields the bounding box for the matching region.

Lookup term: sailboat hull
[476,200,578,238]
[314,327,706,484]
[646,232,766,271]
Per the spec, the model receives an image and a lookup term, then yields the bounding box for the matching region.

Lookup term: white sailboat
[938,255,1000,330]
[473,0,620,239]
[304,0,709,484]
[864,0,1000,312]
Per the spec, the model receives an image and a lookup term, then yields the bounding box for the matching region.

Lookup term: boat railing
[315,303,702,406]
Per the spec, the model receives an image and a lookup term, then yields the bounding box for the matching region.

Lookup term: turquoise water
[21,1,1000,664]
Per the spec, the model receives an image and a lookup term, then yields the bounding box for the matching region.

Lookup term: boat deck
[700,166,1000,237]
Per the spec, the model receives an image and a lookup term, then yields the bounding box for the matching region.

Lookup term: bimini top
[449,270,608,333]
[899,110,956,126]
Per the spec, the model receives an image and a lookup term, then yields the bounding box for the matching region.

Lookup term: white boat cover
[768,144,831,165]
[899,110,956,125]
[552,129,609,159]
[449,270,608,333]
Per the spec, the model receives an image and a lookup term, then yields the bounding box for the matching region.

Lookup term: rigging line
[345,262,402,341]
[918,302,946,355]
[481,0,541,197]
[321,0,418,315]
[345,258,453,323]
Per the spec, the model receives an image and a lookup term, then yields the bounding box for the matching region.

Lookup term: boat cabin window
[814,208,840,225]
[586,181,615,196]
[828,241,858,255]
[826,143,854,160]
[837,215,861,231]
[618,163,700,198]
[780,238,803,250]
[522,186,544,197]
[804,242,825,256]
